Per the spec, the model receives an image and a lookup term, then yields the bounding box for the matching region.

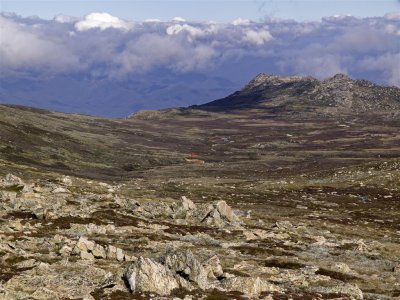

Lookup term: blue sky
[1,0,399,21]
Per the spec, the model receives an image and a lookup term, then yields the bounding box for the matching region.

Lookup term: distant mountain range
[0,72,239,118]
[2,71,399,118]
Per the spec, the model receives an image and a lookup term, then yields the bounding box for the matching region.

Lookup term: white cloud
[172,17,186,22]
[384,12,400,20]
[244,30,272,45]
[0,13,398,87]
[166,24,205,38]
[54,14,77,23]
[232,18,251,26]
[75,12,133,31]
[360,53,400,86]
[385,24,400,36]
[0,15,79,72]
[144,18,161,23]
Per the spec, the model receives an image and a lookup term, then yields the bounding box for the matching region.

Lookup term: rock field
[1,172,399,299]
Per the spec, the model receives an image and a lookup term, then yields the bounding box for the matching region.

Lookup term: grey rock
[80,251,95,261]
[125,256,179,296]
[106,245,117,260]
[92,244,107,259]
[116,247,124,262]
[0,174,25,190]
[164,249,209,289]
[52,187,70,194]
[201,201,239,226]
[181,196,196,211]
[203,255,224,279]
[216,201,237,222]
[76,237,95,252]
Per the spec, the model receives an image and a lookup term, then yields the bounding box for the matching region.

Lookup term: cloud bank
[1,12,399,87]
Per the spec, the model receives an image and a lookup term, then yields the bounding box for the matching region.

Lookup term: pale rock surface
[125,257,179,296]
[76,237,95,252]
[181,196,196,210]
[222,276,280,296]
[92,244,107,259]
[164,249,209,289]
[0,174,25,190]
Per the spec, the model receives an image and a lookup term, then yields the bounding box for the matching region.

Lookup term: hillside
[196,73,400,115]
[1,74,400,299]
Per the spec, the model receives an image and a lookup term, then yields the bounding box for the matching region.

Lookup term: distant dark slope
[0,73,238,118]
[195,74,400,114]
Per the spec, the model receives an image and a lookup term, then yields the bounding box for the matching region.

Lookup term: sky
[1,0,400,22]
[0,1,399,116]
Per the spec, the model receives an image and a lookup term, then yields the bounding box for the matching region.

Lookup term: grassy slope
[1,103,399,185]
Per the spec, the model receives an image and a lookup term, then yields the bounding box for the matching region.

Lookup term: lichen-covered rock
[76,237,95,252]
[125,257,179,296]
[201,200,239,226]
[216,201,237,222]
[106,245,117,259]
[0,174,25,190]
[80,251,95,260]
[181,196,196,211]
[164,249,209,289]
[203,255,224,279]
[92,244,107,259]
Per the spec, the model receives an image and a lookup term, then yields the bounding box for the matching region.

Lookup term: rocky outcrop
[125,257,179,296]
[202,200,240,226]
[164,249,210,289]
[124,250,226,296]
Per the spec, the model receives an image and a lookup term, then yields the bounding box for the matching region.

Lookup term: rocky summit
[196,73,400,115]
[0,74,400,300]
